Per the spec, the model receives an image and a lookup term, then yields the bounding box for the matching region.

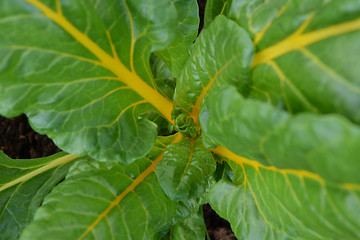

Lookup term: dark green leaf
[0,152,81,240]
[156,0,200,79]
[0,0,177,162]
[20,135,184,240]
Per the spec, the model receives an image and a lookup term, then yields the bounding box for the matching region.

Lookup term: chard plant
[1,0,360,239]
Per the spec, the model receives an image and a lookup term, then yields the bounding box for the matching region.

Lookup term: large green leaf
[0,152,81,240]
[156,0,200,79]
[201,84,360,239]
[20,134,185,240]
[173,15,254,124]
[156,137,216,201]
[0,0,178,163]
[210,0,360,123]
[200,85,360,185]
[209,161,360,240]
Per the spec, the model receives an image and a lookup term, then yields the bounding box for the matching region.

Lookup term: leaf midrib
[26,0,174,123]
[77,133,182,240]
[0,153,79,192]
[252,17,360,67]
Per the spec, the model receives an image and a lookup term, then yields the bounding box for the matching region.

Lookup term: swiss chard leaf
[209,163,360,239]
[156,0,200,79]
[201,85,360,185]
[162,210,206,240]
[0,152,81,240]
[156,137,216,201]
[206,0,360,122]
[0,0,180,163]
[173,15,254,124]
[200,84,360,239]
[20,134,183,240]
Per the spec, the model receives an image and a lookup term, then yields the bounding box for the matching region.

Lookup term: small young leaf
[162,210,206,240]
[156,137,216,201]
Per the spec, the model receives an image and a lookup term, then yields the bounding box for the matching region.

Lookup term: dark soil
[0,0,237,239]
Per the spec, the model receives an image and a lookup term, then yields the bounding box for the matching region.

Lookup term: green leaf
[156,0,200,79]
[0,0,177,162]
[218,0,360,123]
[0,152,81,240]
[20,134,183,240]
[150,54,176,100]
[156,137,216,201]
[163,210,206,240]
[200,84,360,185]
[173,15,254,124]
[203,0,230,28]
[209,161,360,240]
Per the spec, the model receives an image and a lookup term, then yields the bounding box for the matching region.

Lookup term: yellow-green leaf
[0,0,178,162]
[0,152,81,240]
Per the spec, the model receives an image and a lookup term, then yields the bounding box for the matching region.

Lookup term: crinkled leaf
[209,161,360,240]
[0,152,81,240]
[156,137,216,201]
[20,134,183,240]
[0,0,177,162]
[162,210,206,240]
[156,0,200,79]
[218,0,360,122]
[200,85,360,185]
[173,15,254,123]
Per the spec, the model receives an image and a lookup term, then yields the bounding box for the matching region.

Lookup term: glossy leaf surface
[20,135,182,240]
[156,0,200,79]
[208,0,360,122]
[209,161,360,240]
[156,137,216,201]
[163,210,206,240]
[0,152,81,240]
[200,85,360,184]
[173,16,254,123]
[0,0,177,162]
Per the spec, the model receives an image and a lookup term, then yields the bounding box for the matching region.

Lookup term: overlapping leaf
[201,84,360,239]
[156,137,216,201]
[209,161,360,240]
[205,0,360,123]
[203,0,230,28]
[173,15,254,123]
[162,210,206,240]
[19,134,189,240]
[0,0,182,162]
[156,0,200,79]
[0,151,81,240]
[201,85,360,185]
